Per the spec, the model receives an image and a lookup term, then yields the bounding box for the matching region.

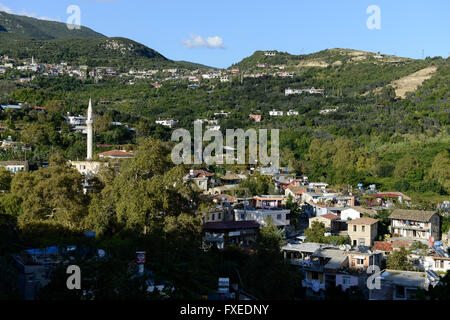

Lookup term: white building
[202,72,220,79]
[340,208,361,221]
[285,88,303,96]
[214,111,229,117]
[69,161,104,179]
[234,208,290,229]
[285,87,324,96]
[0,161,29,174]
[287,110,299,116]
[66,114,87,126]
[155,119,178,128]
[269,109,284,116]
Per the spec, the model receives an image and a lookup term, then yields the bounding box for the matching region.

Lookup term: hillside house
[340,208,361,221]
[234,207,290,229]
[184,169,215,192]
[203,220,260,249]
[285,186,310,201]
[301,248,349,294]
[347,217,379,247]
[0,161,29,174]
[389,209,440,242]
[347,251,383,272]
[269,109,284,116]
[155,119,178,128]
[69,161,105,179]
[368,270,438,300]
[253,195,286,209]
[308,213,340,232]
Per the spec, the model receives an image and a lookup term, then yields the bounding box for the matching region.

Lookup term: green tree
[304,221,327,243]
[286,194,302,228]
[428,150,450,193]
[0,167,12,191]
[10,154,88,229]
[386,247,412,271]
[258,216,285,251]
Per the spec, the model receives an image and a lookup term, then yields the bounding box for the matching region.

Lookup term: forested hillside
[0,12,448,205]
[0,11,105,40]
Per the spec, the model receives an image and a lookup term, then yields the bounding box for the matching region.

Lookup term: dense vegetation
[0,138,301,300]
[1,51,448,204]
[0,11,105,40]
[0,14,448,300]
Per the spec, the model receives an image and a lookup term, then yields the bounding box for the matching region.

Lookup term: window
[361,226,365,232]
[211,214,215,221]
[435,260,444,269]
[395,285,405,299]
[277,214,282,220]
[218,213,221,220]
[353,225,357,232]
[406,288,417,300]
[343,276,351,285]
[356,259,364,265]
[311,272,319,280]
[240,213,245,220]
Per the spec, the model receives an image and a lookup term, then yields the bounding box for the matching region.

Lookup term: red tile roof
[194,169,214,177]
[347,217,379,225]
[372,241,393,252]
[213,194,236,203]
[392,239,412,249]
[320,213,339,220]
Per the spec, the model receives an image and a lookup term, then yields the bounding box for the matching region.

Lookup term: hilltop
[0,11,105,40]
[230,48,415,71]
[0,36,172,69]
[230,48,447,99]
[0,11,210,70]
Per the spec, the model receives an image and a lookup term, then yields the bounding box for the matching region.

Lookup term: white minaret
[86,99,94,160]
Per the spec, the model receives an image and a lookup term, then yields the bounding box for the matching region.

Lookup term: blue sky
[1,0,449,68]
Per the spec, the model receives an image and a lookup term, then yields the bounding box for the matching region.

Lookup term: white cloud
[18,9,61,22]
[0,4,61,21]
[0,2,13,13]
[38,16,62,22]
[182,33,225,49]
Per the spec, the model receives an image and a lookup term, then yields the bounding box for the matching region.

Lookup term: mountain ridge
[0,11,214,70]
[0,11,106,40]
